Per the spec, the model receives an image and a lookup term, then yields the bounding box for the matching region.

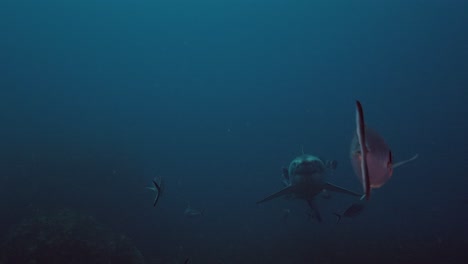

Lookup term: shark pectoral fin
[393,153,419,169]
[256,186,295,204]
[325,182,362,197]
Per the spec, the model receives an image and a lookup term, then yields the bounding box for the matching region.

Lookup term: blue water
[1,1,467,263]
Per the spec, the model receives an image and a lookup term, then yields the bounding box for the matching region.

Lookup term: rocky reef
[0,209,145,264]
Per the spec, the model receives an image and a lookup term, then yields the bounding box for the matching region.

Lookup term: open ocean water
[0,1,467,263]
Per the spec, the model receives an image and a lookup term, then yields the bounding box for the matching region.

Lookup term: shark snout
[296,162,323,174]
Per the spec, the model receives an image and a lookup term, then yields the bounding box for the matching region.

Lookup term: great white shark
[257,154,362,222]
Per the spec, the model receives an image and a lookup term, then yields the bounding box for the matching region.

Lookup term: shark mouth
[295,163,323,174]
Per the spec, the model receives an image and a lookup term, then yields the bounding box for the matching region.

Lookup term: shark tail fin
[333,212,342,224]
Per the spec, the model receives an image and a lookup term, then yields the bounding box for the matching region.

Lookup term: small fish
[351,101,418,200]
[333,201,365,224]
[184,202,204,217]
[146,176,164,207]
[184,258,190,264]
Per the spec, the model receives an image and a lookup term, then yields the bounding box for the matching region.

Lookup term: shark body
[257,154,361,222]
[352,101,418,199]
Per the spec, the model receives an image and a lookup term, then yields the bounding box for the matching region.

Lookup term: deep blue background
[1,0,467,263]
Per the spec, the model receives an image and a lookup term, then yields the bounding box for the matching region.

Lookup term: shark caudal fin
[257,186,295,204]
[393,154,419,169]
[356,100,371,200]
[324,182,362,197]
